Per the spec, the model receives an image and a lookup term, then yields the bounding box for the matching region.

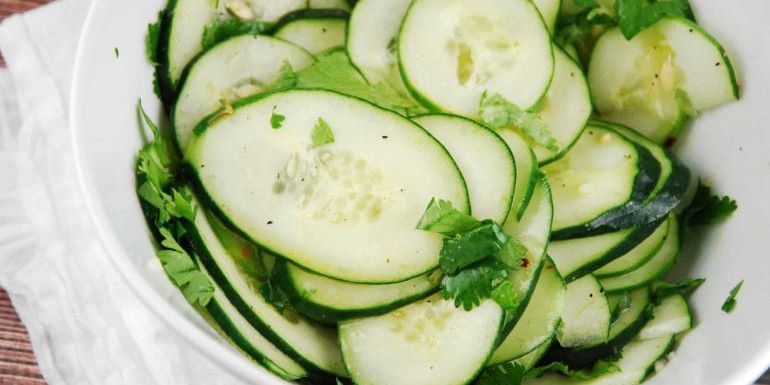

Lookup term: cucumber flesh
[275,261,440,323]
[339,296,503,385]
[533,0,561,32]
[515,338,554,371]
[599,215,680,293]
[594,218,670,277]
[498,129,538,220]
[556,275,610,348]
[638,294,692,340]
[490,260,565,365]
[173,35,314,151]
[398,0,554,115]
[187,89,469,283]
[308,0,351,10]
[589,19,739,143]
[274,16,348,54]
[414,114,516,223]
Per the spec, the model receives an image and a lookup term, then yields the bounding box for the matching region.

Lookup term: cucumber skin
[498,256,547,340]
[273,260,439,325]
[551,139,662,240]
[270,8,350,35]
[155,0,178,110]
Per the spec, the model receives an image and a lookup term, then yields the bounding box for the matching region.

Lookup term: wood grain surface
[0,0,768,384]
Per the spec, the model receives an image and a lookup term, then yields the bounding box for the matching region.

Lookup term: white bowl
[70,0,770,384]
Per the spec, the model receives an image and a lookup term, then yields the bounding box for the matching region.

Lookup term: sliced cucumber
[589,18,739,143]
[490,259,565,365]
[346,0,413,90]
[414,114,516,223]
[498,129,538,220]
[599,215,681,293]
[524,335,675,385]
[185,203,347,376]
[398,0,554,115]
[339,295,503,385]
[173,35,314,151]
[533,0,561,33]
[594,218,669,277]
[556,275,610,348]
[548,216,663,282]
[515,338,554,371]
[544,125,660,239]
[273,10,348,54]
[551,287,651,366]
[533,46,591,164]
[274,261,440,323]
[308,0,351,11]
[187,89,468,283]
[228,0,308,23]
[638,293,692,340]
[198,262,309,380]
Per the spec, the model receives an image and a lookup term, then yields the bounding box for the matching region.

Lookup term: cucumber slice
[533,46,592,164]
[544,125,660,239]
[548,219,663,282]
[398,0,554,115]
[551,287,651,366]
[524,335,675,385]
[638,294,692,340]
[173,35,314,151]
[339,295,503,385]
[198,262,309,380]
[498,129,538,220]
[273,10,348,54]
[599,215,681,293]
[533,0,561,32]
[594,218,670,277]
[515,338,554,371]
[589,19,739,143]
[308,0,351,11]
[274,261,440,323]
[346,0,413,90]
[490,259,565,365]
[414,114,516,223]
[185,203,347,376]
[187,89,469,283]
[556,275,610,348]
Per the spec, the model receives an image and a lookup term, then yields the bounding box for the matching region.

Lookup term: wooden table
[0,0,768,384]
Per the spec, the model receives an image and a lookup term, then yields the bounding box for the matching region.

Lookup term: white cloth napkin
[0,1,250,384]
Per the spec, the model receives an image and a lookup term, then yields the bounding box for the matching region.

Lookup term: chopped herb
[616,0,689,40]
[574,0,599,6]
[157,229,214,306]
[270,107,285,129]
[416,198,480,236]
[272,60,298,91]
[114,47,120,59]
[259,279,290,313]
[682,181,737,237]
[474,362,525,385]
[442,260,509,311]
[479,92,559,152]
[201,19,272,51]
[311,118,335,148]
[527,357,620,380]
[721,280,743,313]
[653,278,706,304]
[146,16,161,64]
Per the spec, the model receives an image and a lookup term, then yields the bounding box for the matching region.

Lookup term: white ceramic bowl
[70,0,770,384]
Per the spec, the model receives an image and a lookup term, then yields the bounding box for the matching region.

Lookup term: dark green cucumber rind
[186,88,471,284]
[155,0,179,110]
[396,0,556,114]
[182,217,340,378]
[412,112,517,224]
[561,218,665,282]
[269,8,350,35]
[640,336,676,382]
[273,260,439,324]
[548,289,653,367]
[551,137,662,240]
[515,148,539,221]
[499,256,547,341]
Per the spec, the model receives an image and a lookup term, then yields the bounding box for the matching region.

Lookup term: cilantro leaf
[573,0,599,6]
[682,181,737,237]
[527,358,620,380]
[491,279,526,310]
[270,107,285,129]
[311,118,335,148]
[157,228,214,306]
[146,16,161,64]
[479,92,559,152]
[416,198,480,236]
[201,19,272,51]
[653,278,705,304]
[474,362,525,385]
[617,0,688,40]
[272,60,298,91]
[439,222,510,274]
[259,279,290,313]
[442,260,509,310]
[721,280,743,313]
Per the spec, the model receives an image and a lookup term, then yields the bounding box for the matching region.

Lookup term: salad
[136,0,740,384]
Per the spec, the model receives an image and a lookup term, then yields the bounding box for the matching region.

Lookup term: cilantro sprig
[417,199,529,311]
[527,357,621,380]
[617,0,689,39]
[681,181,737,238]
[474,362,525,385]
[479,92,559,152]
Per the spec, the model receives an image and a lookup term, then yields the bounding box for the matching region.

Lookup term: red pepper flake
[240,247,251,259]
[521,258,530,268]
[545,264,553,270]
[664,137,678,148]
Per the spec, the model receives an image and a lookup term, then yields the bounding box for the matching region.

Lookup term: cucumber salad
[136,0,740,384]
